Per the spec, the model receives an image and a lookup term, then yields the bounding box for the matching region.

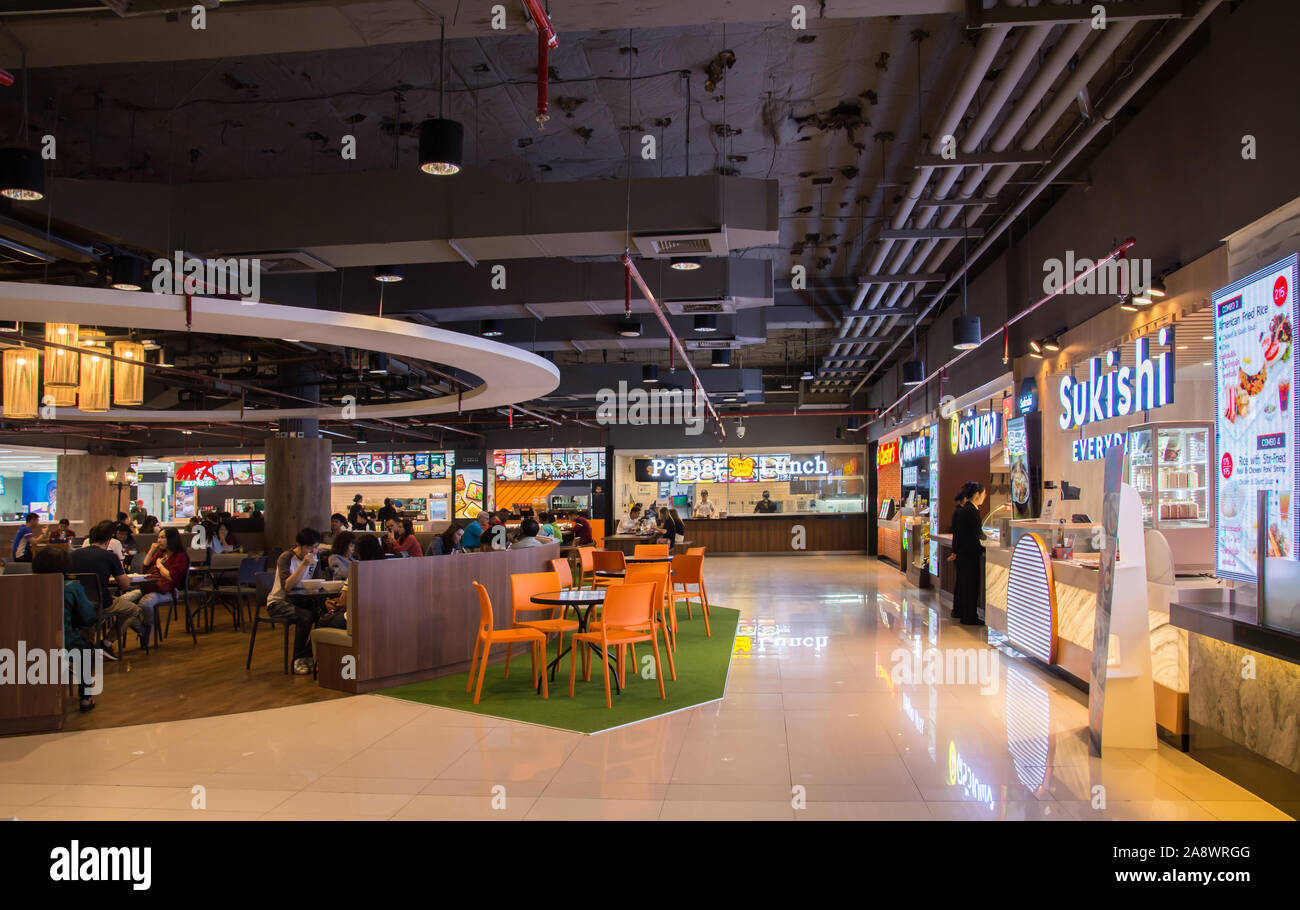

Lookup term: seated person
[318,534,385,630]
[11,512,48,562]
[436,524,464,555]
[538,512,560,541]
[391,519,424,558]
[267,527,324,675]
[510,518,550,548]
[570,511,594,546]
[327,530,355,580]
[137,528,190,639]
[461,512,491,550]
[328,513,347,540]
[33,547,99,712]
[109,522,136,564]
[212,520,240,555]
[69,519,145,656]
[47,518,74,542]
[616,506,643,535]
[138,515,159,535]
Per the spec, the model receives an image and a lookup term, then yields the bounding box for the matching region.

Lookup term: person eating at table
[617,505,644,535]
[47,518,74,543]
[436,523,464,555]
[390,519,424,557]
[266,527,324,675]
[327,530,356,579]
[570,510,594,546]
[137,528,190,643]
[69,519,145,658]
[328,513,347,540]
[211,519,240,555]
[509,517,549,548]
[318,534,385,631]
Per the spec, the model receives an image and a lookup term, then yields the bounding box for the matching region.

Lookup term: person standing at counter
[754,491,778,513]
[347,494,371,531]
[693,490,716,518]
[947,481,987,626]
[377,498,400,525]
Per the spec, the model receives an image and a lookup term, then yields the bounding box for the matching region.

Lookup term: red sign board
[877,440,899,469]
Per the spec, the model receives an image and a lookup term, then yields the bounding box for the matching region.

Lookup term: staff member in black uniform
[947,481,986,626]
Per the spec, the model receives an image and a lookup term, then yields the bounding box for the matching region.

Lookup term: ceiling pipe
[622,253,725,438]
[855,0,1221,399]
[870,238,1135,425]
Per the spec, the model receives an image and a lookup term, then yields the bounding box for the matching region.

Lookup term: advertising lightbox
[1213,253,1300,582]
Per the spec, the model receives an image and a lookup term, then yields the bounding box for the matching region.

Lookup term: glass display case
[1127,420,1215,572]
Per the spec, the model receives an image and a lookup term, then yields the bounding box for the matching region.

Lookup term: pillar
[264,437,332,550]
[56,453,122,534]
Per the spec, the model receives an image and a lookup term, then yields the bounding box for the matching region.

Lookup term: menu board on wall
[928,424,940,573]
[455,469,485,519]
[1006,417,1032,518]
[1213,254,1300,582]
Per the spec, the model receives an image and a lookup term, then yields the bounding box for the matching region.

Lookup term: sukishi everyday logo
[1058,328,1175,430]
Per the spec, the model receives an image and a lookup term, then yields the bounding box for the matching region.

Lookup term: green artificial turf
[377,603,738,734]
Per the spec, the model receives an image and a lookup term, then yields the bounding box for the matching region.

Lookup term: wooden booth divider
[314,542,561,694]
[0,574,66,734]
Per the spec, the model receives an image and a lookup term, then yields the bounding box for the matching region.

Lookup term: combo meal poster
[1213,253,1300,582]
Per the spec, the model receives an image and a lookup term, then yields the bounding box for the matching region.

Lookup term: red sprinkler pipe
[523,0,558,49]
[536,30,550,127]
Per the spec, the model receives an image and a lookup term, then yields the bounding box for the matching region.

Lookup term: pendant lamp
[113,340,145,406]
[79,350,111,412]
[2,347,39,418]
[44,323,79,388]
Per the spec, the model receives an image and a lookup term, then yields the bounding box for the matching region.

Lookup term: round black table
[530,589,614,694]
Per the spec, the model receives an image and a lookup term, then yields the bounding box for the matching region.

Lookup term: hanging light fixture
[952,212,981,350]
[373,264,405,283]
[902,360,925,385]
[419,18,464,176]
[671,256,702,271]
[1119,296,1139,312]
[49,384,76,408]
[112,340,144,406]
[1029,339,1042,355]
[1149,276,1168,298]
[78,349,111,412]
[1132,287,1153,306]
[2,347,39,418]
[480,320,503,338]
[110,255,145,291]
[43,323,79,388]
[616,318,642,338]
[367,353,390,374]
[711,349,731,368]
[1043,336,1061,352]
[641,363,659,384]
[0,148,43,201]
[693,314,717,333]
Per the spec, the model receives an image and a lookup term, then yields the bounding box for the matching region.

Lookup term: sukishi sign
[1058,329,1175,430]
[1072,433,1127,462]
[950,411,1001,454]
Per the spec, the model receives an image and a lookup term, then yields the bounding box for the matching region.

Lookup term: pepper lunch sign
[1058,329,1175,430]
[950,411,1002,455]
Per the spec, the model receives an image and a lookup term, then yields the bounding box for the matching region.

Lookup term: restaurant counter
[681,514,865,554]
[1170,598,1300,817]
[984,546,1230,740]
[877,519,902,567]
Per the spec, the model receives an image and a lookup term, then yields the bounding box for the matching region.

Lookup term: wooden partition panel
[0,574,65,734]
[345,543,560,692]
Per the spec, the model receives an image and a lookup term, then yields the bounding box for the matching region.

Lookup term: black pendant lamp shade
[0,148,44,201]
[641,364,659,384]
[110,255,145,291]
[419,118,463,175]
[711,349,731,368]
[480,319,503,337]
[671,256,702,271]
[693,314,718,333]
[953,315,981,350]
[616,318,642,338]
[901,360,925,386]
[374,264,405,282]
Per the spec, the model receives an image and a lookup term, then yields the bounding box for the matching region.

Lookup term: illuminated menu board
[176,459,265,487]
[1213,254,1300,582]
[495,449,604,481]
[634,453,834,483]
[331,452,450,482]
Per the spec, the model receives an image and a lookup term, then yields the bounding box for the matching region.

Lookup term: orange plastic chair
[591,549,626,588]
[577,546,597,589]
[671,554,710,636]
[569,582,665,708]
[509,571,578,675]
[468,582,548,703]
[590,564,677,680]
[685,546,706,556]
[633,544,669,558]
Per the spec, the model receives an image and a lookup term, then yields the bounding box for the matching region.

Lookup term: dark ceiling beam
[967,0,1192,29]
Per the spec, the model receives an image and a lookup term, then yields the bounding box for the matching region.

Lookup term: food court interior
[0,0,1296,825]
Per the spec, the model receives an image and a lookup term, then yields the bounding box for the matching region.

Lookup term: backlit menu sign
[636,454,831,483]
[496,449,603,481]
[1213,254,1300,582]
[901,434,928,463]
[1058,330,1175,429]
[330,452,450,483]
[950,411,1001,454]
[176,459,264,487]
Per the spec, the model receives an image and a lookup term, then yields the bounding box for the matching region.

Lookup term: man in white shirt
[616,506,643,535]
[693,490,716,519]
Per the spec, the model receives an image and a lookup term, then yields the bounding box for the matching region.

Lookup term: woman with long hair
[139,527,190,640]
[947,481,987,625]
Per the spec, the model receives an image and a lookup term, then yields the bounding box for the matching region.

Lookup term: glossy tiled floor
[1,556,1289,821]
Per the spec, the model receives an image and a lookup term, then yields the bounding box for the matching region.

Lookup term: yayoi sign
[1058,328,1175,430]
[950,411,1001,455]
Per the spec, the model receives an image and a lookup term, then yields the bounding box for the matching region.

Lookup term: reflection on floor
[0,556,1287,821]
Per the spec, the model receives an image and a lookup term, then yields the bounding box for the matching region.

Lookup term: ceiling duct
[660,298,734,315]
[100,0,219,15]
[246,251,336,275]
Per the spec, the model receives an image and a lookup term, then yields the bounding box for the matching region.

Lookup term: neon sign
[1058,329,1175,430]
[877,440,899,468]
[952,411,1001,454]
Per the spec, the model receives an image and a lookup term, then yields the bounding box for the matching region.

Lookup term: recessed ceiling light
[1202,335,1214,341]
[1177,345,1188,350]
[481,320,503,338]
[373,264,404,282]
